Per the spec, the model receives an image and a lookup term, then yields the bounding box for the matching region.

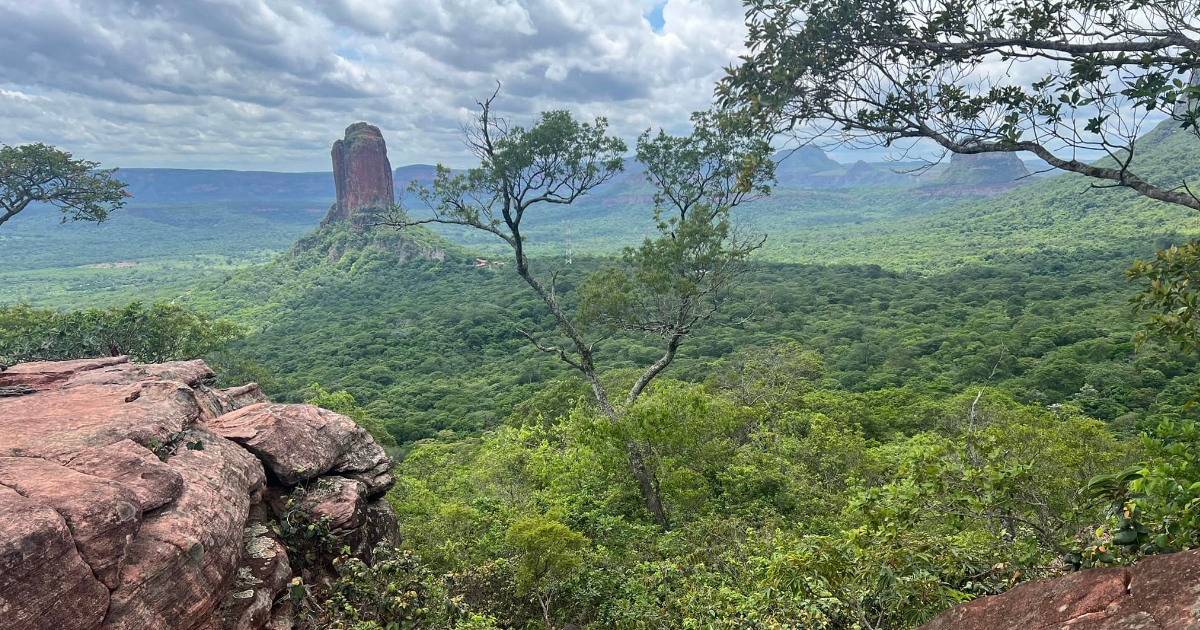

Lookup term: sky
[0,0,750,171]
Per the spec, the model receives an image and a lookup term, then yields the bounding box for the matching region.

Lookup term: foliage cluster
[306,543,500,630]
[0,142,129,229]
[273,485,341,571]
[721,0,1200,209]
[0,300,241,368]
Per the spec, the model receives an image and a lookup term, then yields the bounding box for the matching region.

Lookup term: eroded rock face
[0,357,398,630]
[0,485,110,630]
[207,403,393,495]
[919,548,1200,630]
[327,122,394,224]
[0,456,143,590]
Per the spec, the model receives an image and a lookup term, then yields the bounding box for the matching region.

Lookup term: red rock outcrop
[919,548,1200,630]
[326,122,394,224]
[207,403,393,492]
[0,357,398,630]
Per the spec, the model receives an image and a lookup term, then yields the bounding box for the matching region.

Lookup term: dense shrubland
[7,214,1200,627]
[0,301,241,368]
[175,235,1196,627]
[380,371,1132,628]
[182,245,1199,444]
[7,192,1200,627]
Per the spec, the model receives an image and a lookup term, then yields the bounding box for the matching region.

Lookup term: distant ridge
[766,118,1200,270]
[114,147,933,205]
[111,165,447,206]
[116,169,332,202]
[773,147,918,189]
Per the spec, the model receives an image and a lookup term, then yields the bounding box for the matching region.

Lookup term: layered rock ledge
[0,357,398,630]
[919,548,1200,630]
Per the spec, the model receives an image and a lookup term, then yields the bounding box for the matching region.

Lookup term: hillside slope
[763,121,1200,270]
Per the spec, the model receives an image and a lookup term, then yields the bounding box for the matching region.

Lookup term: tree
[706,341,825,412]
[506,513,589,629]
[719,0,1200,208]
[719,0,1200,362]
[0,143,129,229]
[381,93,774,528]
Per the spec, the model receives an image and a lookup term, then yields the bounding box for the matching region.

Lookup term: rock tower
[327,122,394,223]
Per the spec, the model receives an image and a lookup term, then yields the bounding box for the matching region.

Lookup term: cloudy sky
[0,0,751,171]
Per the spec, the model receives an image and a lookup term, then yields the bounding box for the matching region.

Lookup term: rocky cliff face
[919,548,1200,630]
[0,357,398,630]
[929,151,1031,189]
[326,122,395,224]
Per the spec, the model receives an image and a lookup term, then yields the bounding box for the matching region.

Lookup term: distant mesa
[771,147,915,189]
[834,160,912,188]
[326,122,395,225]
[772,146,842,186]
[929,152,1031,188]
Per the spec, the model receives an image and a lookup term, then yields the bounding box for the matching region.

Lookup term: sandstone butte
[0,356,397,630]
[326,121,395,224]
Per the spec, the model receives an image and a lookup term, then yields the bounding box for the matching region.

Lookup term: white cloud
[0,0,748,170]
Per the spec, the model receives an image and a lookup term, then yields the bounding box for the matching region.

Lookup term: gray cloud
[0,0,747,170]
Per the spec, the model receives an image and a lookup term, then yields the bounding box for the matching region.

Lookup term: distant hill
[927,152,1031,189]
[119,169,333,202]
[772,147,917,188]
[118,165,441,204]
[762,119,1200,270]
[393,164,440,189]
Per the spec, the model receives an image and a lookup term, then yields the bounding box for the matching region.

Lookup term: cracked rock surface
[920,548,1200,630]
[0,357,397,630]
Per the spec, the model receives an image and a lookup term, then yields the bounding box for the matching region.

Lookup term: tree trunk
[626,441,669,530]
[537,592,554,630]
[514,252,671,530]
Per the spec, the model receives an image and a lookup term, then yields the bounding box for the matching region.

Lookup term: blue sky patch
[644,1,666,33]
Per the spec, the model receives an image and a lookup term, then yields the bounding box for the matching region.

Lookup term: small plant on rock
[273,486,339,570]
[317,542,499,630]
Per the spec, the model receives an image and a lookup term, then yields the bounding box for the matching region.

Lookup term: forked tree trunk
[537,591,554,630]
[515,249,671,530]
